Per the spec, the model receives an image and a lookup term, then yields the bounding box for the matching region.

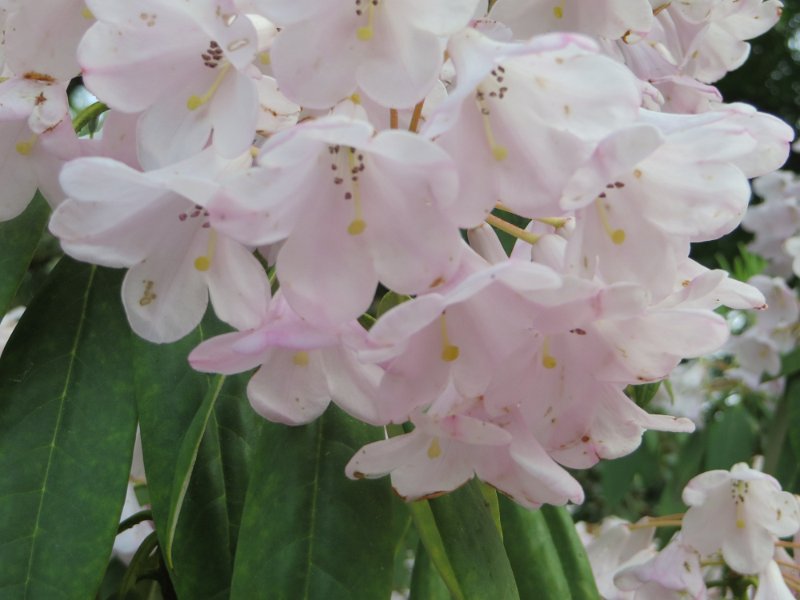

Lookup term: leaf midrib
[22,265,96,598]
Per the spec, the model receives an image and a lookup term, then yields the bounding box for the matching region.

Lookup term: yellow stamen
[258,51,271,65]
[476,96,508,161]
[427,438,442,459]
[533,216,570,229]
[194,230,218,272]
[187,64,231,111]
[356,2,376,41]
[542,338,557,369]
[15,134,37,156]
[553,1,565,18]
[292,351,310,366]
[439,313,460,362]
[347,148,366,236]
[595,200,625,245]
[408,100,425,133]
[485,214,541,246]
[81,6,93,19]
[350,93,361,104]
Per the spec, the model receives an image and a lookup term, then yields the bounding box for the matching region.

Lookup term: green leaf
[427,479,520,600]
[0,192,49,315]
[625,381,661,408]
[134,314,258,599]
[408,540,450,600]
[407,500,463,600]
[705,405,756,471]
[375,291,411,318]
[230,406,395,599]
[540,505,600,600]
[0,259,138,599]
[163,375,226,568]
[499,497,572,600]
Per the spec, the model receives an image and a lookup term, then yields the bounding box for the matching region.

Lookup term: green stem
[72,101,109,134]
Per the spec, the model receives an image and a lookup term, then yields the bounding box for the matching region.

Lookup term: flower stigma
[439,312,460,362]
[194,230,218,272]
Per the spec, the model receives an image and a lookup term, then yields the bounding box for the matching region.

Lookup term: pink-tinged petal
[270,16,361,109]
[682,469,734,506]
[376,325,451,422]
[209,70,258,157]
[120,226,209,343]
[208,166,307,246]
[321,347,383,425]
[722,524,775,575]
[276,182,377,325]
[396,0,480,35]
[137,94,212,169]
[247,351,330,425]
[596,309,729,382]
[79,5,207,113]
[59,156,166,204]
[189,330,269,374]
[4,0,90,80]
[251,0,324,25]
[357,13,444,109]
[205,235,270,331]
[681,488,732,556]
[366,294,447,357]
[0,121,38,221]
[490,0,652,39]
[560,124,664,210]
[362,162,463,294]
[467,223,508,265]
[754,561,795,600]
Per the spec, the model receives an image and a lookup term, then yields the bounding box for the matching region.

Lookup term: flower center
[475,75,509,162]
[187,62,231,111]
[595,193,626,245]
[542,338,558,369]
[194,230,218,272]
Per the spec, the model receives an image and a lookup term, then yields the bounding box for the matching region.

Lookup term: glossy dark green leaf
[163,375,226,568]
[499,497,572,600]
[134,315,258,599]
[705,405,756,471]
[407,499,462,600]
[230,406,395,600]
[540,505,600,600]
[0,192,49,315]
[0,259,138,599]
[408,540,450,600]
[428,480,520,600]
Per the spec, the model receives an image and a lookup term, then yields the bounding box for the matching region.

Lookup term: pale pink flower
[681,463,800,574]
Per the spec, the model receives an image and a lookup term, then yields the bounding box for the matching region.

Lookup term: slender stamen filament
[408,100,425,133]
[777,541,800,548]
[485,214,541,246]
[356,1,377,41]
[194,230,218,272]
[595,200,625,245]
[187,64,231,110]
[347,148,366,235]
[389,108,399,129]
[475,94,508,161]
[541,338,557,369]
[533,216,570,229]
[627,519,684,530]
[777,559,800,572]
[439,313,460,362]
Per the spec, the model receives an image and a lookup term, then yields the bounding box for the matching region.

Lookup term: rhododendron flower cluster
[2,0,791,510]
